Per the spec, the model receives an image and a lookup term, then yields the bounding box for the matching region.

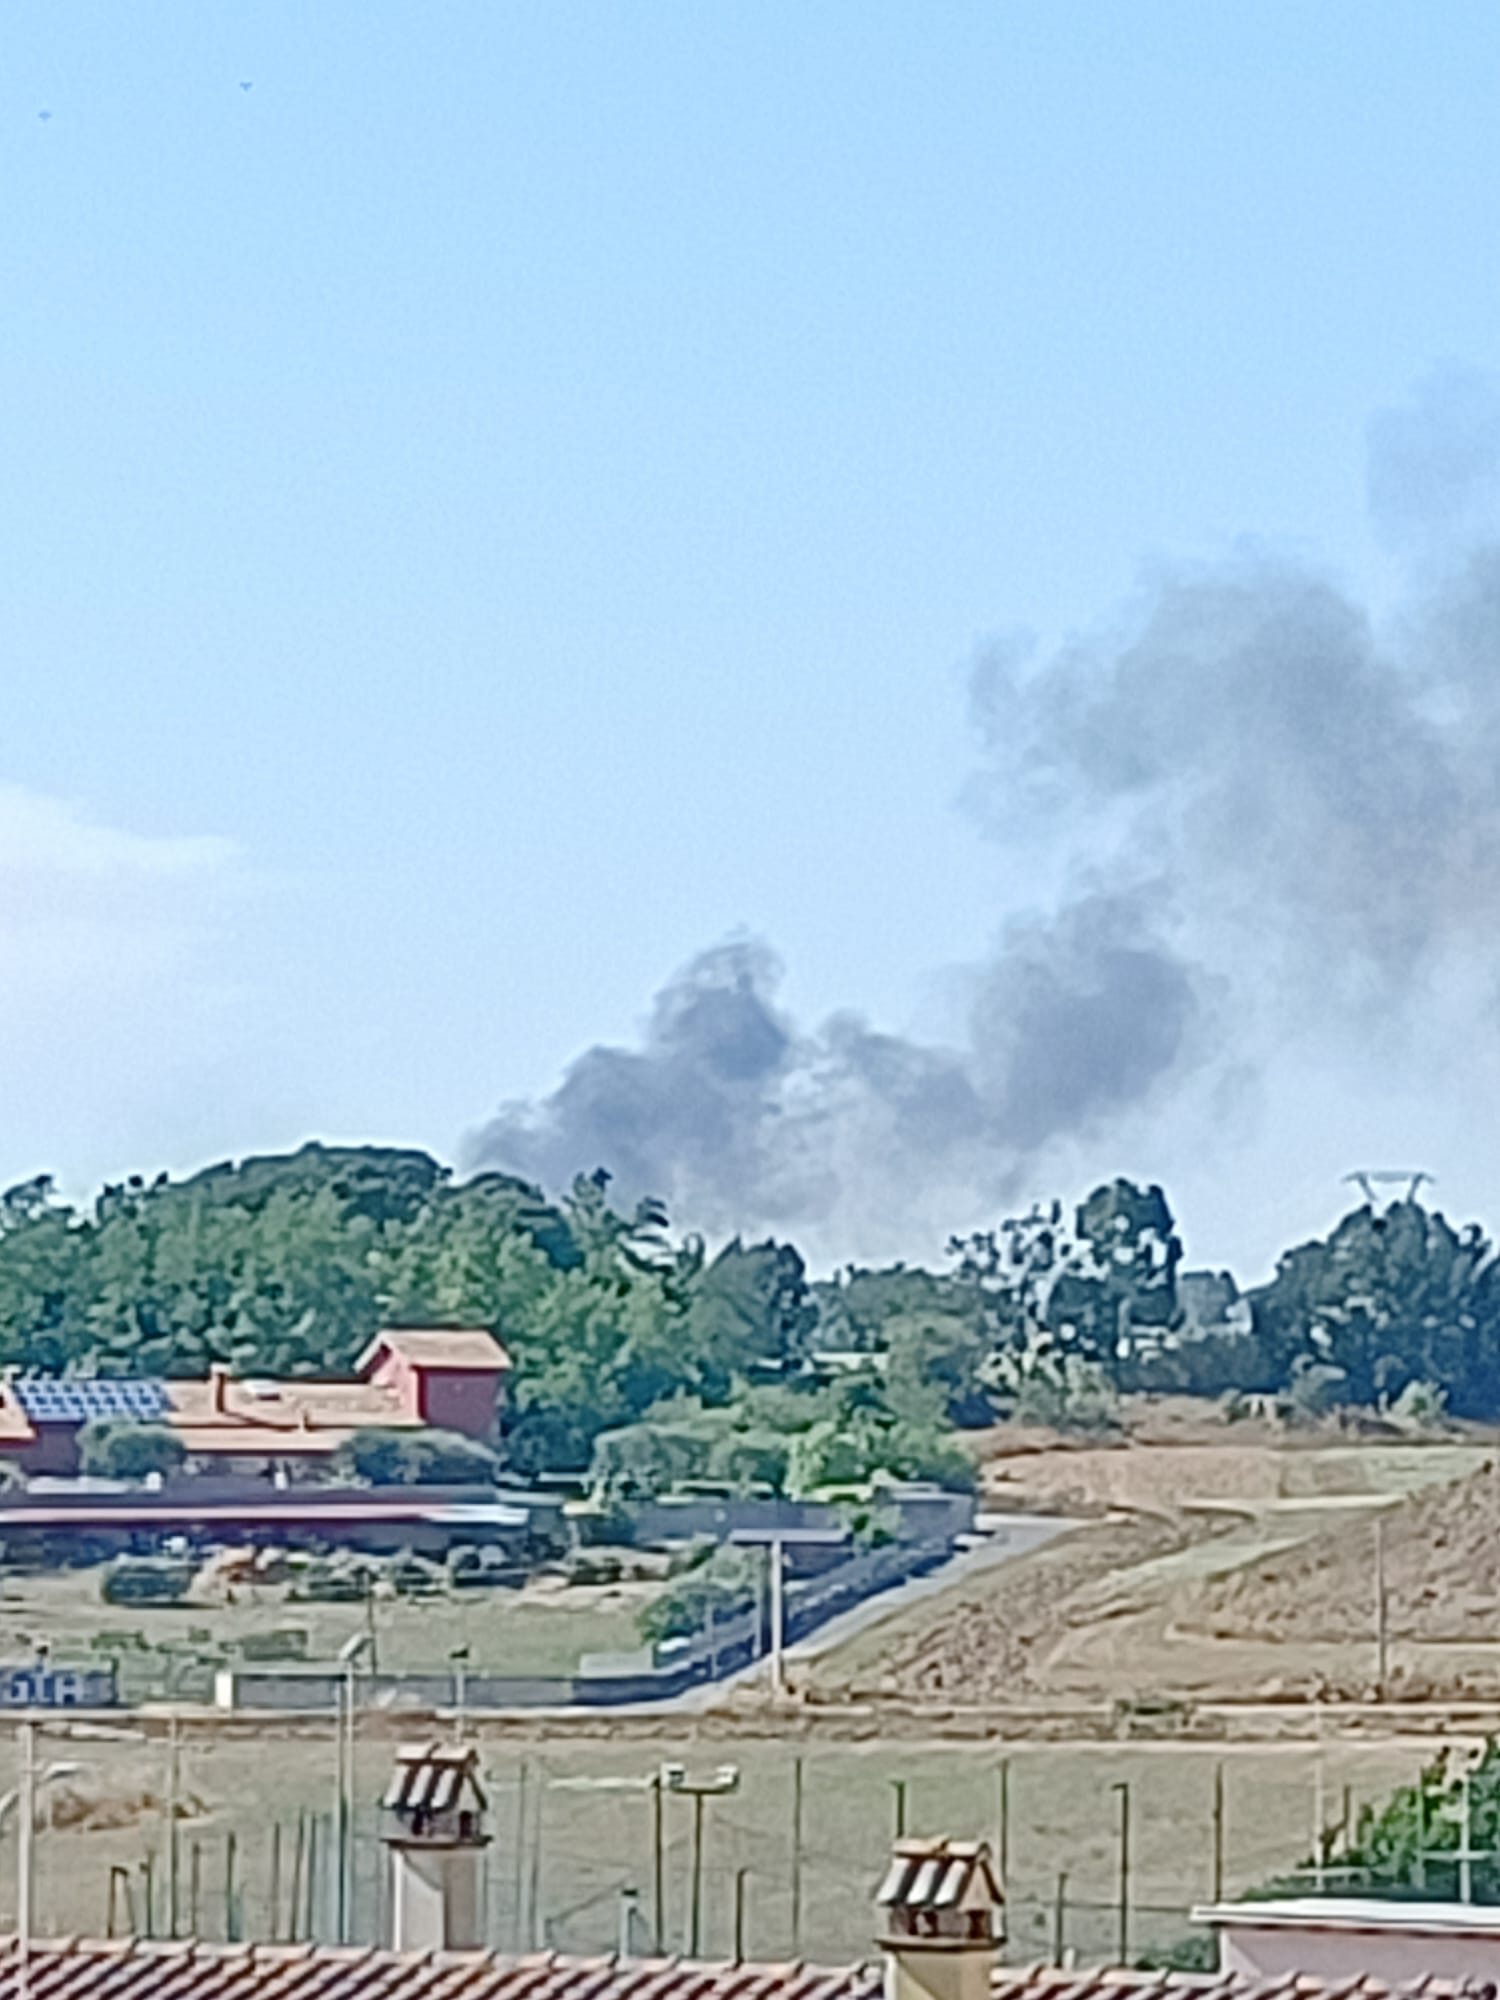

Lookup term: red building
[357,1328,511,1439]
[0,1326,511,1478]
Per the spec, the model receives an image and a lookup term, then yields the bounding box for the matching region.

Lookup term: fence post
[1051,1871,1067,1964]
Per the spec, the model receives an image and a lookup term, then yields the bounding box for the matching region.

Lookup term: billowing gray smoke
[467,371,1500,1247]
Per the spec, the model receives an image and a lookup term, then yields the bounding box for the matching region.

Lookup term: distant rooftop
[359,1327,512,1373]
[1194,1897,1500,1936]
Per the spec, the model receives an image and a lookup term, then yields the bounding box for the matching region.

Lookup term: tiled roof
[0,1949,1493,2000]
[0,1943,883,2000]
[165,1376,418,1454]
[384,1742,488,1815]
[360,1328,513,1374]
[992,1977,1489,2000]
[878,1838,1001,1914]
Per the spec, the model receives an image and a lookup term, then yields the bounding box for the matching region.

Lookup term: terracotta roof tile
[5,1950,1500,2000]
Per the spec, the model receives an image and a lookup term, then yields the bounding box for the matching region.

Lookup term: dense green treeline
[4,1146,1500,1484]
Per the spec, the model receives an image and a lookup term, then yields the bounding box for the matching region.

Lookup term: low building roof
[0,1392,35,1447]
[1193,1897,1500,1936]
[164,1376,419,1455]
[358,1327,513,1375]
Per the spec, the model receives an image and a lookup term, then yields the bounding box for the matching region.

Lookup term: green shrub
[638,1547,759,1646]
[1385,1377,1450,1435]
[79,1421,187,1482]
[1003,1344,1121,1435]
[339,1427,498,1485]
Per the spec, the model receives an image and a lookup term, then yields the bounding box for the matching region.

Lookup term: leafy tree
[1047,1179,1182,1368]
[951,1181,1183,1385]
[884,1311,991,1427]
[1144,1740,1500,1968]
[0,1179,88,1372]
[589,1423,708,1502]
[998,1334,1122,1434]
[79,1421,186,1481]
[681,1239,819,1396]
[1250,1199,1500,1414]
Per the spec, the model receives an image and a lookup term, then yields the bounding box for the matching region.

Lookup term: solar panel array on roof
[14,1378,170,1424]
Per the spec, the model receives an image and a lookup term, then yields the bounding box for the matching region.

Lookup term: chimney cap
[877,1837,1004,1916]
[383,1741,488,1819]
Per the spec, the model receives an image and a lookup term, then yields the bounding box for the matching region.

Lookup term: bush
[1002,1342,1121,1435]
[638,1546,759,1647]
[707,1428,791,1495]
[1385,1377,1450,1435]
[879,1422,978,1492]
[1135,1931,1218,1972]
[1285,1356,1347,1426]
[589,1422,708,1503]
[79,1421,186,1482]
[339,1427,498,1486]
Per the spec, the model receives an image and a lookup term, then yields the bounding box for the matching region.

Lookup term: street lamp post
[12,1725,82,1989]
[661,1763,740,1958]
[336,1632,371,1942]
[450,1646,470,1742]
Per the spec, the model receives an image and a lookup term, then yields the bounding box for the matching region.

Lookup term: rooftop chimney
[381,1742,490,1951]
[877,1838,1005,2000]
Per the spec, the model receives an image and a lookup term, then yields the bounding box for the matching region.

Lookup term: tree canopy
[1,1147,1497,1485]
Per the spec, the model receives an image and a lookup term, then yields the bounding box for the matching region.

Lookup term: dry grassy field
[5,1416,1497,1969]
[3,1722,1431,1967]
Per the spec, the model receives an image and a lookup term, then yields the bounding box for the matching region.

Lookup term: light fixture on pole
[449,1646,471,1742]
[729,1526,847,1696]
[336,1632,372,1942]
[14,1723,83,1993]
[661,1763,740,1957]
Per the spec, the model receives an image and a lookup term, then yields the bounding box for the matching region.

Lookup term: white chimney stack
[381,1742,490,1951]
[877,1837,1005,2000]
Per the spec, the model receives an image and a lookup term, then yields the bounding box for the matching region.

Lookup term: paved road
[783,1513,1071,1665]
[653,1512,1073,1712]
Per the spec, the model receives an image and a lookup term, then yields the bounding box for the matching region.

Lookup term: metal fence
[5,1733,1431,1967]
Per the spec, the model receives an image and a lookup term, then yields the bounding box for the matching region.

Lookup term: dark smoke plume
[468,370,1500,1248]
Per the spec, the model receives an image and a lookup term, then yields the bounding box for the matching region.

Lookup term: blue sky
[6,3,1500,1278]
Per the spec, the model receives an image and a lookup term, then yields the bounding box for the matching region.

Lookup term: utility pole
[663,1767,739,1957]
[790,1756,803,1957]
[512,1761,529,1952]
[1112,1781,1130,1967]
[891,1779,907,1838]
[167,1712,181,1938]
[337,1631,370,1942]
[450,1646,470,1743]
[733,1868,749,1965]
[18,1720,35,1995]
[772,1535,787,1692]
[1051,1871,1067,1964]
[689,1792,707,1957]
[1374,1513,1389,1698]
[996,1761,1010,1888]
[1313,1748,1327,1891]
[652,1771,665,1953]
[1212,1763,1225,1903]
